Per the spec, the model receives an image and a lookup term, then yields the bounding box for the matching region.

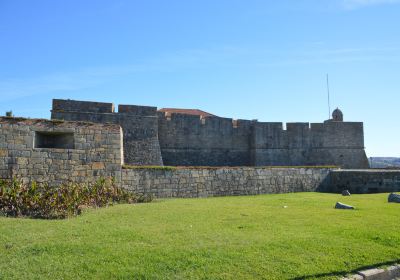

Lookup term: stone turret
[332,108,343,122]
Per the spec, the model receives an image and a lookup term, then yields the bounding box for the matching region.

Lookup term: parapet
[118,104,157,116]
[52,99,115,113]
[52,99,159,117]
[286,122,310,131]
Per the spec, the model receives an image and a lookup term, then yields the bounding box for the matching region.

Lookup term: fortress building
[51,99,369,169]
[4,98,399,198]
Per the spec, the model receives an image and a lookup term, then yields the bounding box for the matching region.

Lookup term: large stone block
[388,193,400,203]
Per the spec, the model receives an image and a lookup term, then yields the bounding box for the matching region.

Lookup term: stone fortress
[0,98,399,198]
[51,99,369,169]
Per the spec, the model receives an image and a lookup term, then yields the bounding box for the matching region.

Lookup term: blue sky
[0,0,399,157]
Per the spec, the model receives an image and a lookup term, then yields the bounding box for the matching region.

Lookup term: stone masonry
[51,99,369,169]
[0,117,123,186]
[328,169,400,194]
[51,99,163,166]
[0,114,399,198]
[121,167,331,198]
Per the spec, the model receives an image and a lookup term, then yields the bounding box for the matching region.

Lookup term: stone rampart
[0,116,398,198]
[158,113,253,166]
[51,99,163,166]
[50,99,369,169]
[0,117,123,185]
[52,99,114,113]
[158,112,369,168]
[121,167,332,198]
[328,169,400,194]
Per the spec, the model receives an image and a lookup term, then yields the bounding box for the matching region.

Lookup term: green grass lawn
[0,193,399,280]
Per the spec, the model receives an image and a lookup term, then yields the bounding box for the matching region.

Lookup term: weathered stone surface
[51,99,163,166]
[386,265,400,278]
[329,169,400,194]
[92,162,105,170]
[388,193,400,203]
[121,167,331,198]
[342,275,363,280]
[343,265,400,280]
[0,117,122,186]
[342,190,351,196]
[51,99,369,169]
[0,149,7,157]
[357,268,386,280]
[335,202,355,210]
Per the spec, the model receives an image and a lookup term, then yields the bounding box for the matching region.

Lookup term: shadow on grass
[290,259,400,279]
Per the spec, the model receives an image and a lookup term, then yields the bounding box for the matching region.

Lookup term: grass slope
[0,193,399,280]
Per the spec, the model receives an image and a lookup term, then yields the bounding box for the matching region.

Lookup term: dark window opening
[34,131,74,149]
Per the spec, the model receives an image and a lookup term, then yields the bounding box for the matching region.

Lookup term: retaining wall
[121,167,332,198]
[328,169,400,194]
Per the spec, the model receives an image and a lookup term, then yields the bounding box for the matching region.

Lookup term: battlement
[118,104,157,116]
[159,111,274,130]
[53,99,115,113]
[51,99,369,169]
[52,99,158,117]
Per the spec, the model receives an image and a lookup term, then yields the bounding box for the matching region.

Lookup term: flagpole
[326,74,331,119]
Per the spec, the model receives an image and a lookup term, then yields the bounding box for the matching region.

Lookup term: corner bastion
[0,117,123,185]
[51,99,163,166]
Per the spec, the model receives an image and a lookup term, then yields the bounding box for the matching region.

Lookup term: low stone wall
[328,169,400,194]
[121,167,332,198]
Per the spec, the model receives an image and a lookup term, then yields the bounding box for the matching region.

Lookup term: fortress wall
[317,122,368,168]
[0,117,122,186]
[252,121,365,150]
[327,170,400,194]
[252,121,368,168]
[50,99,368,168]
[121,167,331,198]
[319,122,365,148]
[52,99,114,113]
[158,113,252,166]
[118,104,157,115]
[51,99,163,166]
[286,123,311,148]
[251,122,285,149]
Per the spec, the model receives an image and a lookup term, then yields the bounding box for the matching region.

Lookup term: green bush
[0,178,152,219]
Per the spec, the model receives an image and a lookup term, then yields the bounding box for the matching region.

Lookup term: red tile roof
[158,108,216,118]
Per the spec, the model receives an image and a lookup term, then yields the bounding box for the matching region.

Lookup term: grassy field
[0,193,399,280]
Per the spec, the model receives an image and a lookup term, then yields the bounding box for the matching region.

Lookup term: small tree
[5,111,13,117]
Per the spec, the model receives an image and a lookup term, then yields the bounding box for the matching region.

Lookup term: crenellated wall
[51,99,163,166]
[50,99,369,169]
[157,112,369,168]
[157,112,253,166]
[251,121,369,168]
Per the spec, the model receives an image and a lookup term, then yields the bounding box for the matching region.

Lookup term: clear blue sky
[1,0,399,157]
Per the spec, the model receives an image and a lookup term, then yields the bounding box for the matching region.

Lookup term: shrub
[0,178,152,219]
